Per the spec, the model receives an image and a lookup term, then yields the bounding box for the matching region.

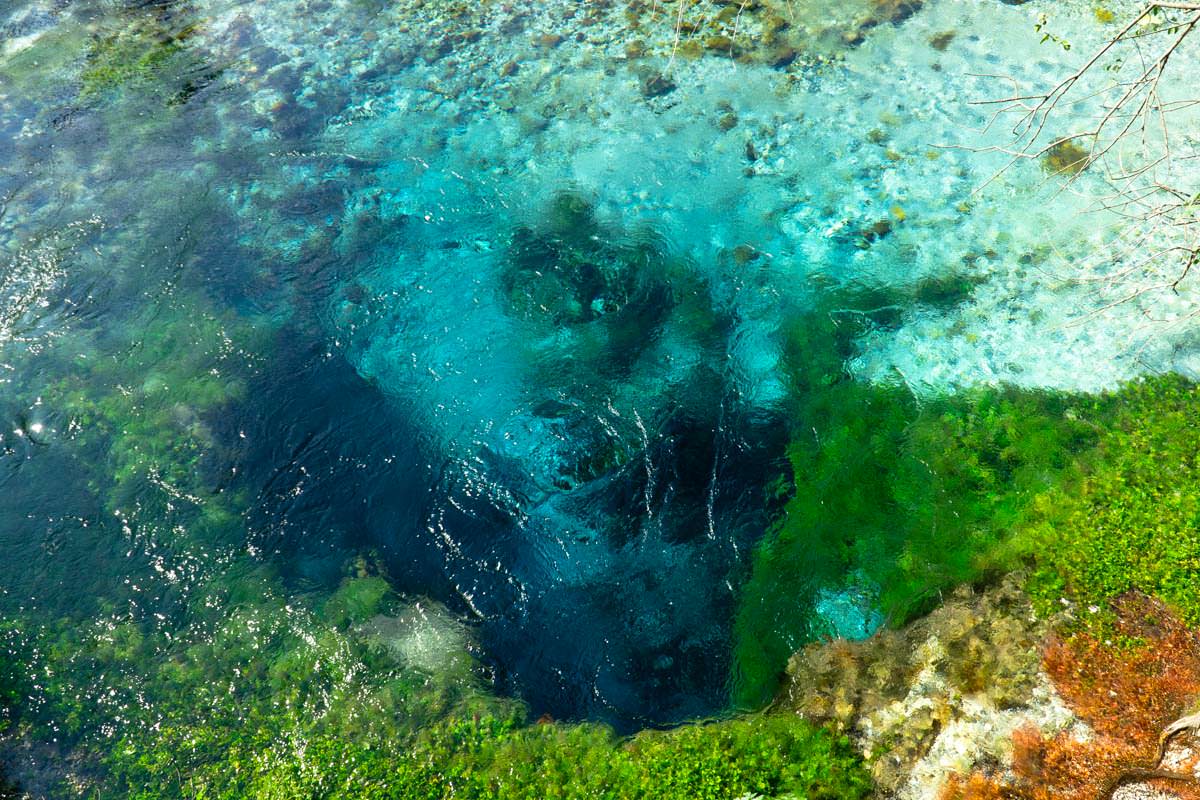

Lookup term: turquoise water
[3,0,1200,757]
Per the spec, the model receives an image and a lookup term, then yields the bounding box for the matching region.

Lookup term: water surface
[2,0,1195,734]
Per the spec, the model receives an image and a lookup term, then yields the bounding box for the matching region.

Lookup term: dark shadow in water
[217,300,790,731]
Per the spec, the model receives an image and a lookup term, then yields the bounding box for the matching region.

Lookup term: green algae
[1023,375,1200,632]
[0,573,872,799]
[0,623,26,740]
[0,23,92,99]
[42,295,269,559]
[77,8,216,107]
[732,285,1200,707]
[0,7,209,108]
[500,192,720,358]
[80,29,186,99]
[0,564,506,797]
[731,289,1106,707]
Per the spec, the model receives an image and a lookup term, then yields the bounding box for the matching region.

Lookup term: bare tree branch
[957,3,1200,311]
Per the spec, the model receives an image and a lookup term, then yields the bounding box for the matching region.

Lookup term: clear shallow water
[3,0,1200,735]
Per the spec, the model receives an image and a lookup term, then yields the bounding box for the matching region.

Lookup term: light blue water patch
[814,579,886,641]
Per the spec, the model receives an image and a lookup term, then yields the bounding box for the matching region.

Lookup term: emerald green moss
[0,622,29,737]
[44,300,265,560]
[106,711,869,800]
[81,34,179,98]
[0,587,871,800]
[322,576,394,627]
[1023,375,1200,628]
[733,287,1200,705]
[731,293,1105,707]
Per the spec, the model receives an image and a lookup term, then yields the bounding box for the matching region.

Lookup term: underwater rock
[499,193,678,335]
[912,272,986,309]
[781,576,1076,799]
[869,0,924,26]
[705,35,735,52]
[929,31,956,51]
[1042,139,1091,176]
[360,601,475,677]
[855,217,894,247]
[765,45,798,69]
[641,72,676,98]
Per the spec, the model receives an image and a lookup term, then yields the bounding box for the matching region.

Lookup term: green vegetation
[732,290,1107,707]
[1024,375,1200,629]
[44,298,266,562]
[0,623,28,737]
[0,624,30,798]
[79,18,207,102]
[0,573,500,798]
[0,570,870,799]
[230,712,869,800]
[81,31,182,98]
[734,284,1200,707]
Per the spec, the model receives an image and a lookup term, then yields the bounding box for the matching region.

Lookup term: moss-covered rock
[780,576,1073,797]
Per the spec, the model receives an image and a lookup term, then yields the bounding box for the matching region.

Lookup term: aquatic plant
[0,568,501,796]
[731,293,1102,706]
[735,317,1200,705]
[0,623,28,738]
[118,710,871,799]
[1023,375,1200,630]
[279,712,872,800]
[81,30,184,98]
[43,297,266,562]
[78,12,214,105]
[0,568,873,800]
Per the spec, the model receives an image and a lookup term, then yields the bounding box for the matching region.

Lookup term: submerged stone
[781,576,1072,797]
[641,72,676,98]
[763,44,798,69]
[929,30,956,51]
[1042,139,1091,176]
